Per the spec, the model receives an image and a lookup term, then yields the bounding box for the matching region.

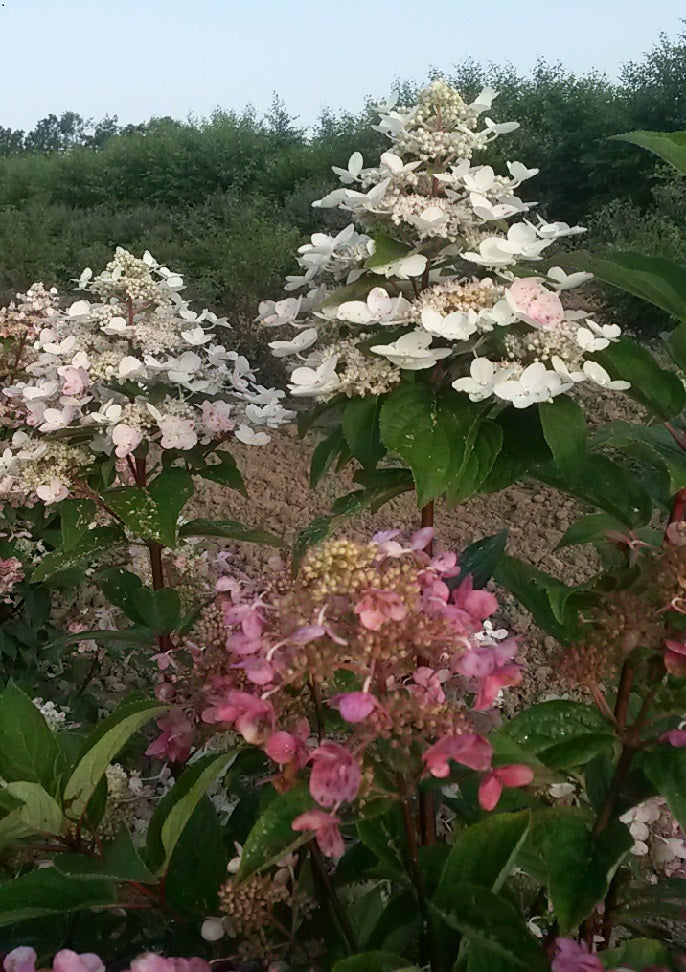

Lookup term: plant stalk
[399,793,443,972]
[309,840,358,954]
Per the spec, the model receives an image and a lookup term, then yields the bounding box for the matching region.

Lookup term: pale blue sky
[1,0,684,130]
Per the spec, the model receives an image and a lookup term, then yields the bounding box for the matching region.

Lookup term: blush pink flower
[128,956,211,972]
[52,951,105,972]
[329,691,379,723]
[59,365,90,396]
[111,423,143,458]
[200,399,234,434]
[354,589,407,630]
[292,809,344,859]
[411,667,447,705]
[551,938,604,972]
[506,278,565,329]
[3,948,37,972]
[423,733,493,778]
[453,639,522,709]
[478,763,534,811]
[660,729,686,747]
[264,731,309,769]
[664,639,686,677]
[309,741,361,808]
[450,575,498,625]
[146,710,195,763]
[157,415,197,451]
[202,690,275,745]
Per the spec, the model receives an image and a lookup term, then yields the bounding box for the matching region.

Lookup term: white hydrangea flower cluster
[259,80,629,407]
[1,249,294,504]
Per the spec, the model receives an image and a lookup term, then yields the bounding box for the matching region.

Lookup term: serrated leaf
[537,454,652,528]
[197,450,246,495]
[310,427,346,488]
[58,499,97,550]
[434,811,530,907]
[493,557,586,643]
[454,530,508,589]
[164,797,228,919]
[431,883,547,970]
[446,420,503,505]
[178,518,285,547]
[103,487,163,543]
[31,526,125,583]
[538,396,587,483]
[56,826,157,883]
[638,745,686,832]
[0,683,63,792]
[342,396,386,470]
[63,699,168,820]
[148,466,194,546]
[4,781,64,836]
[561,250,686,323]
[600,937,674,971]
[611,129,686,176]
[558,513,626,548]
[238,784,314,879]
[0,869,115,927]
[332,953,416,972]
[594,338,686,419]
[146,751,236,874]
[496,701,615,770]
[129,588,181,636]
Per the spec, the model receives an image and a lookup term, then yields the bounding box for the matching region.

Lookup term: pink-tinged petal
[455,645,496,679]
[331,692,378,723]
[551,937,604,972]
[410,527,434,551]
[451,575,498,622]
[665,648,686,678]
[354,590,407,631]
[665,639,686,656]
[292,809,345,859]
[495,763,535,787]
[234,657,274,685]
[309,742,361,808]
[474,664,522,710]
[129,956,176,972]
[661,729,686,747]
[290,625,326,644]
[478,772,503,811]
[429,551,458,575]
[3,947,37,972]
[53,952,105,972]
[423,734,493,778]
[264,731,308,768]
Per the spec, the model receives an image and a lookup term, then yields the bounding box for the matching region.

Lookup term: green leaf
[446,420,503,505]
[332,953,417,972]
[601,937,675,970]
[639,745,686,831]
[310,427,346,488]
[357,805,410,879]
[97,568,145,624]
[197,450,246,495]
[527,810,631,934]
[178,517,285,547]
[496,701,615,771]
[560,250,686,323]
[611,129,686,176]
[594,338,686,419]
[145,751,236,874]
[537,454,652,528]
[455,530,508,589]
[58,499,97,549]
[431,884,547,971]
[558,513,627,548]
[483,407,551,492]
[148,467,194,546]
[434,811,530,908]
[0,869,116,927]
[321,276,377,310]
[129,588,181,636]
[31,526,125,583]
[103,487,164,543]
[365,232,411,270]
[493,557,587,643]
[164,797,228,919]
[238,784,315,879]
[293,515,336,564]
[3,782,64,837]
[592,421,686,496]
[55,826,157,883]
[63,699,168,820]
[665,321,686,371]
[343,396,387,470]
[0,683,63,792]
[380,385,479,506]
[538,396,587,483]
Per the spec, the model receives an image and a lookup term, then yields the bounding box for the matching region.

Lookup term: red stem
[419,501,437,844]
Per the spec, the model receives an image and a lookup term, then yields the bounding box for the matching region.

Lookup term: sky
[1,0,684,131]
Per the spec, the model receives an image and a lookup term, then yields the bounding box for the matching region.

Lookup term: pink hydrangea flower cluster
[153,529,532,858]
[0,248,293,505]
[2,949,210,972]
[0,556,24,601]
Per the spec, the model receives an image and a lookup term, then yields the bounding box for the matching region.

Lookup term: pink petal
[496,763,535,787]
[478,772,503,811]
